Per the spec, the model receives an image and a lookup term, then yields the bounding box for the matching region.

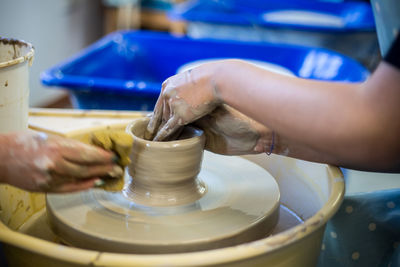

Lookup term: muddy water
[45,150,282,254]
[19,204,304,245]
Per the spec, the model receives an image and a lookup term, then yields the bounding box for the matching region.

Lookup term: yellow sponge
[90,130,133,192]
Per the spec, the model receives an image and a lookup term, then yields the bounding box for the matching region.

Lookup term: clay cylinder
[125,117,206,206]
[0,38,34,133]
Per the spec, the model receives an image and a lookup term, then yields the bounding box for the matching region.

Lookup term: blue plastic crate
[169,0,379,69]
[41,30,369,111]
[169,0,376,31]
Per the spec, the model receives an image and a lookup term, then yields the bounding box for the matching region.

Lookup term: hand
[146,61,223,141]
[194,105,274,155]
[0,131,122,193]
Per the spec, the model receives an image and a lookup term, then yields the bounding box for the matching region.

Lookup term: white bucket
[0,37,34,133]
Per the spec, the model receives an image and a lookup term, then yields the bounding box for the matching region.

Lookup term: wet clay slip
[46,118,280,254]
[123,117,207,206]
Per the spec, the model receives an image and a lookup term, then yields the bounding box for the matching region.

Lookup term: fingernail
[94,179,105,187]
[107,165,124,178]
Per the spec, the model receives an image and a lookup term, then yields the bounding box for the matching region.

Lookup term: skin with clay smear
[147,40,400,172]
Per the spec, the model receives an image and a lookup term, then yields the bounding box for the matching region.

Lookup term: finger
[167,126,184,141]
[146,96,164,140]
[59,141,115,164]
[153,98,171,138]
[53,159,123,179]
[153,116,181,141]
[161,98,171,126]
[147,79,171,138]
[193,117,220,153]
[50,178,99,193]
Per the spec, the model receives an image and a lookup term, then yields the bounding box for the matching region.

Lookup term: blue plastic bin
[169,0,380,69]
[41,30,369,111]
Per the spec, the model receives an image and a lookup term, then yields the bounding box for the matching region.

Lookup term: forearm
[214,60,400,171]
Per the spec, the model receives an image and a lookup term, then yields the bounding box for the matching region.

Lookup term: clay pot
[124,117,206,206]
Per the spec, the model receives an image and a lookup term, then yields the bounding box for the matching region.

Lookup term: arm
[147,59,400,172]
[214,60,400,172]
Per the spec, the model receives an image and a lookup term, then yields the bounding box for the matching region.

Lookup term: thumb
[194,117,229,154]
[153,116,180,141]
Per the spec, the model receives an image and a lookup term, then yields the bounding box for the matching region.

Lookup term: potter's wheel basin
[46,151,280,253]
[0,116,344,267]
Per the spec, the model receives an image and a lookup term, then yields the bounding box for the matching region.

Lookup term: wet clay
[90,130,133,192]
[46,118,280,254]
[124,117,207,206]
[195,104,261,155]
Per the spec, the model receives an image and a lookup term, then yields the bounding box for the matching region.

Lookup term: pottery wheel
[47,151,280,254]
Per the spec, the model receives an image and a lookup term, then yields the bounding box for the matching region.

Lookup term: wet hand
[146,62,223,141]
[194,105,273,155]
[0,131,123,193]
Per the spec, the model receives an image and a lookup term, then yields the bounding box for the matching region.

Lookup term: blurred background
[0,0,185,108]
[0,0,379,109]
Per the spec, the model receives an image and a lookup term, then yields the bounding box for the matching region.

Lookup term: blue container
[170,0,376,31]
[169,0,379,69]
[41,30,369,111]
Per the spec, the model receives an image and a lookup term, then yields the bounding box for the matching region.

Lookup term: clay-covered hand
[0,131,122,193]
[146,62,222,141]
[194,105,274,155]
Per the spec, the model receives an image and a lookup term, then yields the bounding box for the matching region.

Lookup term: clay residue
[147,68,220,142]
[0,37,28,60]
[0,37,34,68]
[194,105,260,155]
[0,37,29,47]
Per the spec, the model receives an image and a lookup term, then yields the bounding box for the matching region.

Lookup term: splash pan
[47,151,280,253]
[0,111,344,266]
